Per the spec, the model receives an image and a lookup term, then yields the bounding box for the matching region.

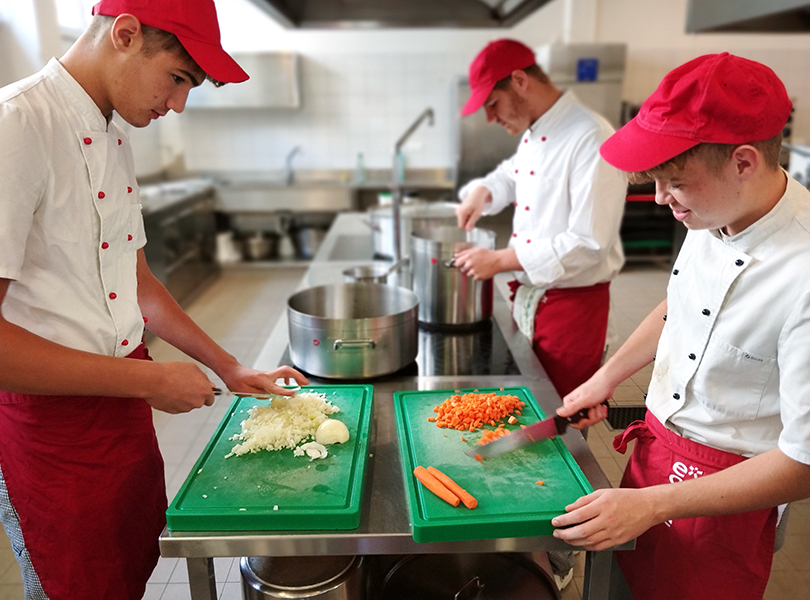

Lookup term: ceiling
[245,0,555,29]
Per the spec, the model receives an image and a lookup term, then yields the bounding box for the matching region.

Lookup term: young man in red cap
[0,1,307,598]
[453,38,627,402]
[553,53,810,600]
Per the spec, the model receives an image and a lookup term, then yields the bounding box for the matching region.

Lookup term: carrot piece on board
[413,466,460,507]
[536,480,544,486]
[426,466,478,509]
[427,416,436,422]
[474,453,483,462]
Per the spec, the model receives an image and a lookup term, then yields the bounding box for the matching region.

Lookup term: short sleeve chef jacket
[647,175,810,465]
[458,90,627,289]
[0,58,147,358]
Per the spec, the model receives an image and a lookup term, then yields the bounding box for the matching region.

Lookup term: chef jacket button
[127,186,133,193]
[702,308,711,316]
[524,138,528,143]
[101,242,109,249]
[673,393,680,400]
[121,339,129,346]
[735,259,744,266]
[663,314,667,321]
[673,269,679,275]
[688,353,696,360]
[118,139,122,145]
[143,316,148,323]
[530,170,535,175]
[98,191,105,199]
[515,169,519,174]
[524,205,529,210]
[526,238,531,243]
[512,233,517,238]
[541,136,547,141]
[83,137,92,145]
[128,234,133,241]
[109,292,117,300]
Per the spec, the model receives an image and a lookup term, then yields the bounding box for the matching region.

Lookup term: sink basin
[216,180,354,213]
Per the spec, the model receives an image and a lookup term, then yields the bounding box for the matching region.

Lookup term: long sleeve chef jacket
[458,90,627,289]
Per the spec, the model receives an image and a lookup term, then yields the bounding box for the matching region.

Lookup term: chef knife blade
[465,401,609,460]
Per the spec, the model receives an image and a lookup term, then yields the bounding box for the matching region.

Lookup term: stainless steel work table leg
[186,557,216,600]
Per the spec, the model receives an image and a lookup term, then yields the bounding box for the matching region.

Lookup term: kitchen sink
[215,176,354,213]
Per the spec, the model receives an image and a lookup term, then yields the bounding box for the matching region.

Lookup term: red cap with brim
[92,0,248,84]
[462,39,536,116]
[600,53,791,173]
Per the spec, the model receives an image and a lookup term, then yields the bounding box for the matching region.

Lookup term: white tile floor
[0,262,808,600]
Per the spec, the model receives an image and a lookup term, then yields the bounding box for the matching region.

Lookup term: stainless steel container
[410,226,496,327]
[287,283,418,379]
[367,201,458,259]
[342,265,391,284]
[241,555,366,600]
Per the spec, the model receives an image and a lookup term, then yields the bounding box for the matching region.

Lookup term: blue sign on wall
[576,58,599,82]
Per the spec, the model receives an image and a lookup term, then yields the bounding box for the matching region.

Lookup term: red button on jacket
[98,192,105,199]
[83,137,92,145]
[101,242,109,250]
[109,292,117,300]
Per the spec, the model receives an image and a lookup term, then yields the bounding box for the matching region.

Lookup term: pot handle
[333,339,377,350]
[444,257,457,268]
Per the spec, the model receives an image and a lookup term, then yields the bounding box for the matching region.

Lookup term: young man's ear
[109,14,144,55]
[731,145,760,180]
[510,69,531,93]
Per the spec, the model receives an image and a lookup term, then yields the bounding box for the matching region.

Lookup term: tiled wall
[178,51,473,174]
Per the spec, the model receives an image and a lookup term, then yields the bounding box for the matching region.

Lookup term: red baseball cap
[461,39,536,116]
[600,53,791,172]
[92,0,248,84]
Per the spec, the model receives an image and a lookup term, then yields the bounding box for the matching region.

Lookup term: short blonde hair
[628,134,783,184]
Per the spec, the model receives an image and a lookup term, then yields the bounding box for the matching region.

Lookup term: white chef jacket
[648,174,810,465]
[0,58,147,358]
[458,90,626,289]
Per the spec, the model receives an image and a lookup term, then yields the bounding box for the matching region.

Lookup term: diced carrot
[427,466,478,509]
[460,436,466,442]
[508,416,517,424]
[430,391,525,434]
[413,466,459,507]
[474,454,483,462]
[427,416,436,422]
[536,480,544,486]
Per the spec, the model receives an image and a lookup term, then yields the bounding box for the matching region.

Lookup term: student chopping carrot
[552,53,810,600]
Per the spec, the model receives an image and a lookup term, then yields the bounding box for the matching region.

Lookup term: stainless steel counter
[159,213,633,600]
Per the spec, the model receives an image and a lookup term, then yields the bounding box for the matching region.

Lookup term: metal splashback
[246,0,555,28]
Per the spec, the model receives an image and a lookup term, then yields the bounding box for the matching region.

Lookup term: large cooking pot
[241,555,366,600]
[367,201,458,259]
[288,283,418,379]
[410,226,495,328]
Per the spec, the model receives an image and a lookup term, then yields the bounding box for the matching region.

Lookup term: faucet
[391,108,434,262]
[284,145,302,185]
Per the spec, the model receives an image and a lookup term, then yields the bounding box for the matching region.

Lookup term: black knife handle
[556,399,610,433]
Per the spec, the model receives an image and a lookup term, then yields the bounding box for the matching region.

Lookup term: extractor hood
[686,0,810,33]
[245,0,555,28]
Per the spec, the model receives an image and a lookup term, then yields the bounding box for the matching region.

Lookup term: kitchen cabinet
[185,53,301,109]
[142,187,220,305]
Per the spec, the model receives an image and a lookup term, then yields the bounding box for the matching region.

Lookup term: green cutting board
[166,385,373,531]
[394,386,594,543]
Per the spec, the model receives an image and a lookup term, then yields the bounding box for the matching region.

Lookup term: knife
[213,385,301,400]
[465,400,609,460]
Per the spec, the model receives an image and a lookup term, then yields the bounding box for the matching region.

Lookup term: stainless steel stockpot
[410,226,495,327]
[241,555,366,600]
[366,201,458,259]
[287,283,418,379]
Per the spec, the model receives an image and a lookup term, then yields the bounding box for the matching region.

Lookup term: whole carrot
[426,466,478,509]
[413,466,459,507]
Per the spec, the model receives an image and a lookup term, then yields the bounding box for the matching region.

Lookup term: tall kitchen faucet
[391,108,434,265]
[285,145,302,185]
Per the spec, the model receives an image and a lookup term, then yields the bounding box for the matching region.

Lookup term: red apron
[613,411,777,600]
[509,281,610,398]
[0,343,167,600]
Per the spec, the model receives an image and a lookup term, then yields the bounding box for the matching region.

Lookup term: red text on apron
[0,343,167,600]
[509,280,610,398]
[613,411,777,600]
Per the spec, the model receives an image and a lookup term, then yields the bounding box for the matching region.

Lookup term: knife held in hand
[465,400,609,460]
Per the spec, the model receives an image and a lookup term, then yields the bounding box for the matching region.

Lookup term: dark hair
[88,15,225,87]
[492,64,550,92]
[628,134,784,184]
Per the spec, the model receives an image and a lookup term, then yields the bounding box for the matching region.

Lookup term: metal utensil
[212,386,300,400]
[465,401,609,459]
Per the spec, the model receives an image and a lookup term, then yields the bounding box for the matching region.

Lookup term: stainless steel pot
[287,283,418,379]
[410,226,496,327]
[241,555,366,600]
[367,201,458,259]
